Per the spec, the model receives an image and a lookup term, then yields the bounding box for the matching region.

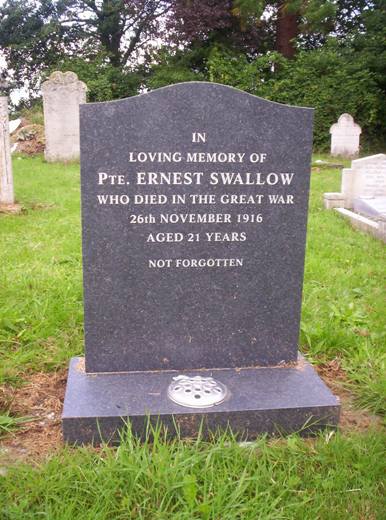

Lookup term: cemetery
[0,1,385,518]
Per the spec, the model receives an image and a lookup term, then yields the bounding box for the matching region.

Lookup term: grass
[0,413,32,438]
[302,161,386,415]
[0,156,84,385]
[1,427,385,519]
[0,154,385,518]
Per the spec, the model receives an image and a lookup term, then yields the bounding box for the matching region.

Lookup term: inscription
[94,134,298,268]
[148,258,244,268]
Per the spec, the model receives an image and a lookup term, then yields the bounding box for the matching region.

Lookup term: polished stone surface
[63,356,340,444]
[80,82,314,373]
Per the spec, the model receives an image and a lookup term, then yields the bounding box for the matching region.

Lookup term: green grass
[0,155,385,518]
[0,413,32,438]
[0,427,385,519]
[302,163,386,415]
[0,156,84,384]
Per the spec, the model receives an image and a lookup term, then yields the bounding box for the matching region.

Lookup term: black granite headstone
[63,83,340,443]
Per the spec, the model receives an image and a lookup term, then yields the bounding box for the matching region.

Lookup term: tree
[208,42,384,149]
[166,1,337,58]
[276,1,299,58]
[0,0,169,95]
[165,1,272,56]
[0,0,381,106]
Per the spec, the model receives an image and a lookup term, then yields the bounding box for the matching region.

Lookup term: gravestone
[324,154,386,242]
[42,71,87,162]
[330,113,361,157]
[324,154,386,210]
[0,96,20,213]
[62,82,340,444]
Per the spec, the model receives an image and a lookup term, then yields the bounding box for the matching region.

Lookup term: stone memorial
[62,82,340,444]
[42,71,87,162]
[324,154,386,210]
[324,154,386,242]
[0,96,19,213]
[330,113,361,157]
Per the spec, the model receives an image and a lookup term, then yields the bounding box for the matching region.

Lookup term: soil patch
[0,361,382,464]
[0,371,66,464]
[316,358,382,433]
[11,122,45,155]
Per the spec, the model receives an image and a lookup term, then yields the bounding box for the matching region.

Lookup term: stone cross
[330,113,361,157]
[42,71,87,162]
[0,96,15,207]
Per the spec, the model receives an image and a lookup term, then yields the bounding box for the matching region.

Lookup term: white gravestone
[324,154,386,210]
[0,96,15,206]
[42,71,87,162]
[341,154,386,209]
[324,154,386,242]
[330,113,361,157]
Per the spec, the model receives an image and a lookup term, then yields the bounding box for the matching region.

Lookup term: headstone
[0,96,18,212]
[42,71,87,162]
[324,154,386,209]
[330,113,361,157]
[62,82,339,444]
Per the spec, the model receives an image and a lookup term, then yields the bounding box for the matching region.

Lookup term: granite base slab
[62,356,340,445]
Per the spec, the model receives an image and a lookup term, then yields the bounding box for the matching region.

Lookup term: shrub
[48,55,142,102]
[208,44,385,151]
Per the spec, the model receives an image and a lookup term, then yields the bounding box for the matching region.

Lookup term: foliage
[0,0,168,95]
[168,1,337,55]
[166,0,271,56]
[146,2,385,150]
[145,46,209,91]
[208,42,385,150]
[0,413,31,437]
[17,103,44,126]
[0,0,83,93]
[0,427,385,518]
[0,0,383,152]
[50,55,143,102]
[349,0,386,128]
[333,0,377,37]
[0,0,365,97]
